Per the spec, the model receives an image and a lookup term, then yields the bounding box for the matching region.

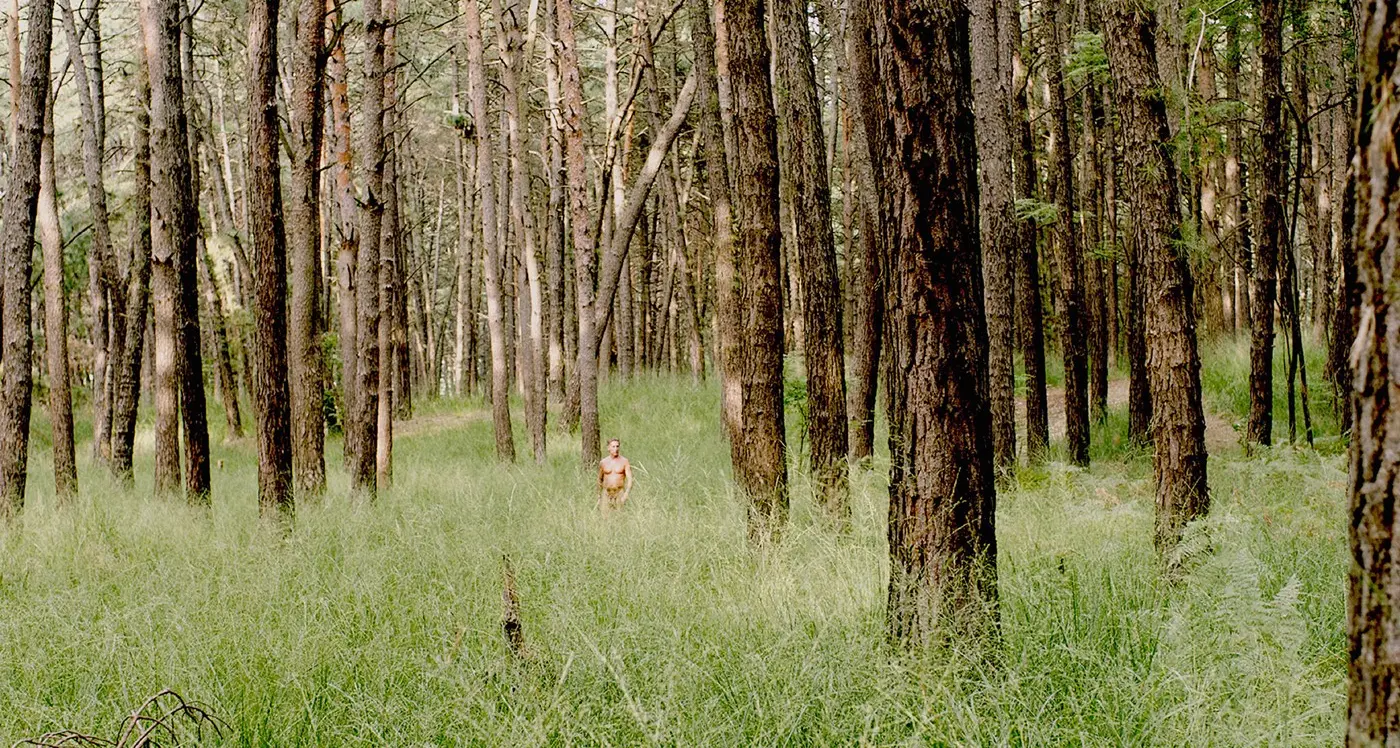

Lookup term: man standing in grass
[598,438,633,511]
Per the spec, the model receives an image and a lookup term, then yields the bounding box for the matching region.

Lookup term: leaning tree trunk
[0,0,51,515]
[1347,1,1400,741]
[774,0,848,520]
[248,0,293,516]
[1249,0,1285,447]
[1048,0,1089,467]
[288,0,328,496]
[39,94,76,499]
[859,0,996,645]
[1102,3,1209,558]
[969,0,1017,473]
[725,0,789,546]
[465,0,516,462]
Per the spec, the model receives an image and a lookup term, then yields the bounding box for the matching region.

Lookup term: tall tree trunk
[1011,0,1048,461]
[1103,3,1209,557]
[1347,1,1400,741]
[725,0,788,545]
[543,6,566,405]
[288,0,328,496]
[1224,19,1250,333]
[377,3,399,490]
[860,0,996,645]
[1249,0,1285,447]
[352,0,385,491]
[248,0,293,516]
[1048,0,1089,466]
[557,0,598,466]
[466,0,516,462]
[328,12,358,459]
[39,95,75,499]
[969,0,1016,472]
[199,248,243,438]
[110,53,153,486]
[774,0,848,519]
[0,0,51,514]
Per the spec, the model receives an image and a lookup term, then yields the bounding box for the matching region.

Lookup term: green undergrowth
[0,369,1345,745]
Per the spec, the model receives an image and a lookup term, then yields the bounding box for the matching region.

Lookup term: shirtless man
[598,439,634,510]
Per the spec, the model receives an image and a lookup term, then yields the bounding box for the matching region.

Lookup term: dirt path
[1020,378,1238,454]
[393,410,490,439]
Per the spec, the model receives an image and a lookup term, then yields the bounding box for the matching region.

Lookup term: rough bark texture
[1347,2,1400,742]
[725,0,789,545]
[1102,2,1209,557]
[248,0,294,516]
[860,0,996,645]
[1048,0,1089,466]
[0,0,50,514]
[39,100,76,499]
[969,0,1017,472]
[466,0,516,462]
[1249,0,1285,447]
[773,0,848,519]
[110,56,153,485]
[352,0,385,491]
[1011,0,1048,461]
[288,0,328,496]
[328,16,358,462]
[557,0,597,467]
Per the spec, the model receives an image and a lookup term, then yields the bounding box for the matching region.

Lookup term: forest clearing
[0,340,1347,744]
[0,0,1394,741]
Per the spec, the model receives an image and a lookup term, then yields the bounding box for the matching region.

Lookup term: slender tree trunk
[726,0,788,545]
[558,0,598,466]
[1048,0,1089,466]
[1224,20,1251,333]
[543,6,566,405]
[248,0,293,515]
[1249,0,1285,447]
[1103,3,1209,557]
[288,0,328,496]
[464,0,516,462]
[969,0,1016,471]
[1011,0,1048,461]
[200,248,243,438]
[774,0,848,519]
[860,0,996,644]
[328,13,358,460]
[1347,2,1400,741]
[377,4,399,490]
[39,96,76,499]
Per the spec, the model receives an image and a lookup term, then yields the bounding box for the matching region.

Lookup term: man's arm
[624,460,634,497]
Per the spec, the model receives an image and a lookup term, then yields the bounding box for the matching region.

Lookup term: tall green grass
[1200,333,1344,449]
[0,371,1344,745]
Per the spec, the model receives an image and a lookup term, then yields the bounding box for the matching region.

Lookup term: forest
[0,0,1396,742]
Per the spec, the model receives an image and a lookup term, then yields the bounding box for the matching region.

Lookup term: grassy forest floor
[0,336,1346,745]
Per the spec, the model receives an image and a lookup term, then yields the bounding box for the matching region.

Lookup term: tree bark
[288,0,328,496]
[0,0,51,514]
[1103,3,1209,557]
[352,0,385,490]
[248,0,294,516]
[773,0,848,519]
[466,0,517,462]
[724,0,789,545]
[1347,2,1400,741]
[39,94,76,499]
[1010,0,1048,461]
[969,0,1016,472]
[860,0,996,645]
[199,247,243,439]
[328,11,358,459]
[1249,0,1285,447]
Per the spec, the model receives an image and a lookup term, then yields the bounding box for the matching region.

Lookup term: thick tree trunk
[248,0,294,516]
[774,0,848,519]
[1048,0,1089,466]
[352,0,385,491]
[1103,3,1209,557]
[0,0,50,514]
[725,0,788,545]
[1347,2,1400,741]
[557,0,598,466]
[288,0,328,496]
[969,0,1016,472]
[39,100,75,499]
[466,0,516,462]
[1249,0,1285,447]
[860,0,996,645]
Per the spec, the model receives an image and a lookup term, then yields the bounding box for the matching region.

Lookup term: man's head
[608,438,620,457]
